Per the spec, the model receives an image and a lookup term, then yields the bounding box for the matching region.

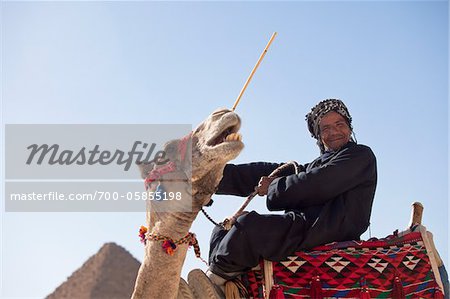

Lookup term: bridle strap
[143,132,192,190]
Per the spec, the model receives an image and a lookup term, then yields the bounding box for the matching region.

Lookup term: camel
[131,108,244,299]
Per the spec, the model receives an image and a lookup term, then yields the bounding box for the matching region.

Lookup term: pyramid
[46,242,141,299]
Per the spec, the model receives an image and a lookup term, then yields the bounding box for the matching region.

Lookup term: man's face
[319,111,351,151]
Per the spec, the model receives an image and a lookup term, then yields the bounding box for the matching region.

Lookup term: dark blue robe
[209,141,377,278]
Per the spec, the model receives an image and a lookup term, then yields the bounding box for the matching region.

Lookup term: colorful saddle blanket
[242,229,444,298]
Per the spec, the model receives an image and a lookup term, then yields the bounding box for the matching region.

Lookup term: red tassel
[161,240,177,255]
[359,289,371,299]
[434,288,444,299]
[392,276,405,299]
[359,277,371,299]
[310,276,323,299]
[269,284,285,299]
[138,226,148,245]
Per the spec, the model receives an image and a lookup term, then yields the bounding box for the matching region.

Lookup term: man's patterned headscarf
[305,99,353,152]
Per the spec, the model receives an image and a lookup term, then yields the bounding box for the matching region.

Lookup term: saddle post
[409,201,424,228]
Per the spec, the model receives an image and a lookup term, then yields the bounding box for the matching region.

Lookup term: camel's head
[191,108,243,181]
[137,108,244,212]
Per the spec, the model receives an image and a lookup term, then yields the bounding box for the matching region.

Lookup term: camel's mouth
[207,122,242,148]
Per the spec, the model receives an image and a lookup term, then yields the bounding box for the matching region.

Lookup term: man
[207,99,378,289]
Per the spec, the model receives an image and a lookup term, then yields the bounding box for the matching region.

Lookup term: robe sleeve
[216,162,282,197]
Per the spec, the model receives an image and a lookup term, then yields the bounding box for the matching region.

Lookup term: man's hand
[256,176,277,196]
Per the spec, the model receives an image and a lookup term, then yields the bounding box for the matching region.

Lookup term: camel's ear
[136,161,155,180]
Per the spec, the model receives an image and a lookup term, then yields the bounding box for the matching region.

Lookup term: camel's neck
[151,212,196,239]
[133,158,223,299]
[131,193,211,299]
[132,227,192,299]
[149,192,210,239]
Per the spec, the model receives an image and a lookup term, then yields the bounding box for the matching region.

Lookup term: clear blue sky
[1,1,448,298]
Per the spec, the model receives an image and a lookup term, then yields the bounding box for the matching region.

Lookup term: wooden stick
[231,32,278,111]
